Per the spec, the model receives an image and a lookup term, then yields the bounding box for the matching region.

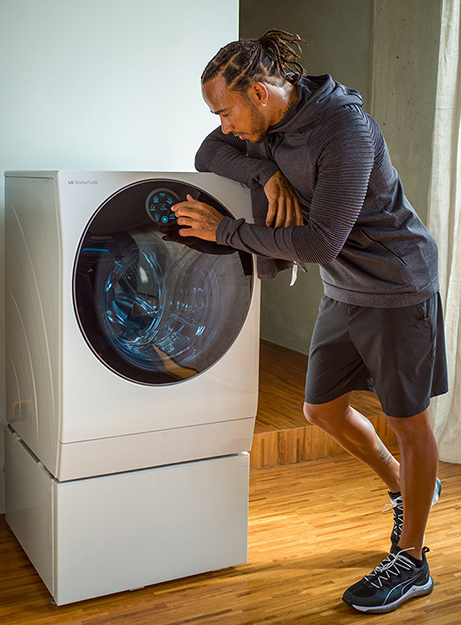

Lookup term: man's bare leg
[304,393,400,492]
[386,410,438,560]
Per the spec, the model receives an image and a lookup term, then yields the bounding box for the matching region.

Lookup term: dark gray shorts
[304,293,448,417]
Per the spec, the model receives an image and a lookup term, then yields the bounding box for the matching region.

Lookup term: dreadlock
[201,29,307,93]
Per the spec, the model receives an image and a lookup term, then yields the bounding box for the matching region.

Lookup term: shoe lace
[382,495,403,535]
[364,548,415,589]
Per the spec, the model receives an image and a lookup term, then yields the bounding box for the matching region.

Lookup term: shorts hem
[305,381,375,406]
[382,387,449,418]
[381,401,430,418]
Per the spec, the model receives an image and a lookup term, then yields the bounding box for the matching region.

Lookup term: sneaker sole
[347,577,434,614]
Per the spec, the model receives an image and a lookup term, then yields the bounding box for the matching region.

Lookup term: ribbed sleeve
[293,105,374,263]
[216,217,300,260]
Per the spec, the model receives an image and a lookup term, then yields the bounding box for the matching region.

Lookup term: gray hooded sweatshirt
[195,74,439,308]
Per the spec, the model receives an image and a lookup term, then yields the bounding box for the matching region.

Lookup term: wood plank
[256,339,308,433]
[250,417,393,470]
[1,455,460,624]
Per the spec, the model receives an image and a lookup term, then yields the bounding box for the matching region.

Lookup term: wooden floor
[1,340,459,623]
[1,455,460,624]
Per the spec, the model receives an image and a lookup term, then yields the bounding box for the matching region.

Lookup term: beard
[247,100,267,144]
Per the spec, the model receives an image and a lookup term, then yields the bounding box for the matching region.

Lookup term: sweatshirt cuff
[251,161,280,188]
[216,216,245,246]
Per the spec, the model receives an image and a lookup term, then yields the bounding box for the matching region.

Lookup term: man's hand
[171,195,223,242]
[264,170,303,228]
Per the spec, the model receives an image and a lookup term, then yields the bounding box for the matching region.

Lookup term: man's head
[201,29,307,144]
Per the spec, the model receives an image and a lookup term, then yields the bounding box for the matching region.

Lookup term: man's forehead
[202,75,239,113]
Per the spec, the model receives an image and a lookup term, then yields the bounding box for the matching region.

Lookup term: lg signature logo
[67,180,99,185]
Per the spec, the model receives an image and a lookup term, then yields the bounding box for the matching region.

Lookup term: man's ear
[249,81,269,107]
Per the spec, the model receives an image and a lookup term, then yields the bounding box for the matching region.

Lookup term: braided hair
[201,29,307,93]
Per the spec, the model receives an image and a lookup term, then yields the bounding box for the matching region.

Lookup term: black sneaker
[386,477,442,548]
[342,546,434,614]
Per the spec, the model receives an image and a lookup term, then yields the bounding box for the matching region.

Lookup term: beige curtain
[427,0,461,463]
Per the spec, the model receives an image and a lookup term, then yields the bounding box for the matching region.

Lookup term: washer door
[73,179,253,385]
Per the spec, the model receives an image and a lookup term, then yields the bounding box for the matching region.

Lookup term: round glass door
[73,179,253,385]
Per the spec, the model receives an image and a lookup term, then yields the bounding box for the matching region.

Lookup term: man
[172,29,447,614]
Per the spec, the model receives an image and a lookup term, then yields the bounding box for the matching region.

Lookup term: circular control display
[146,188,179,225]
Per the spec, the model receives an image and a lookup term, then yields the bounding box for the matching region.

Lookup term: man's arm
[195,127,302,227]
[195,126,279,188]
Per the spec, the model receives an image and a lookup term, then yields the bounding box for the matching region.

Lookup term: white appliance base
[5,426,249,605]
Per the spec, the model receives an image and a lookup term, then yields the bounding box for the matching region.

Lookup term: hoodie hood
[267,74,363,135]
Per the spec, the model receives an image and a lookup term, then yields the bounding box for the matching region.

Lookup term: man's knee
[304,401,328,426]
[304,394,352,426]
[386,410,434,443]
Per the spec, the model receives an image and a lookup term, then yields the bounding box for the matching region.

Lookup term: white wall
[0,0,239,513]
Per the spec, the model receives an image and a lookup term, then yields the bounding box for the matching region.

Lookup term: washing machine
[4,171,260,605]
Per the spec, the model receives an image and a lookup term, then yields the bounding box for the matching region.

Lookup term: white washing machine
[4,171,260,605]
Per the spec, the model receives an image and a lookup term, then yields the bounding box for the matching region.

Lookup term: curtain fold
[427,0,461,463]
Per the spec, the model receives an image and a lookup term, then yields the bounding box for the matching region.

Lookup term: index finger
[171,200,199,216]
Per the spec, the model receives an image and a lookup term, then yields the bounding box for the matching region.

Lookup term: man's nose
[221,118,233,135]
